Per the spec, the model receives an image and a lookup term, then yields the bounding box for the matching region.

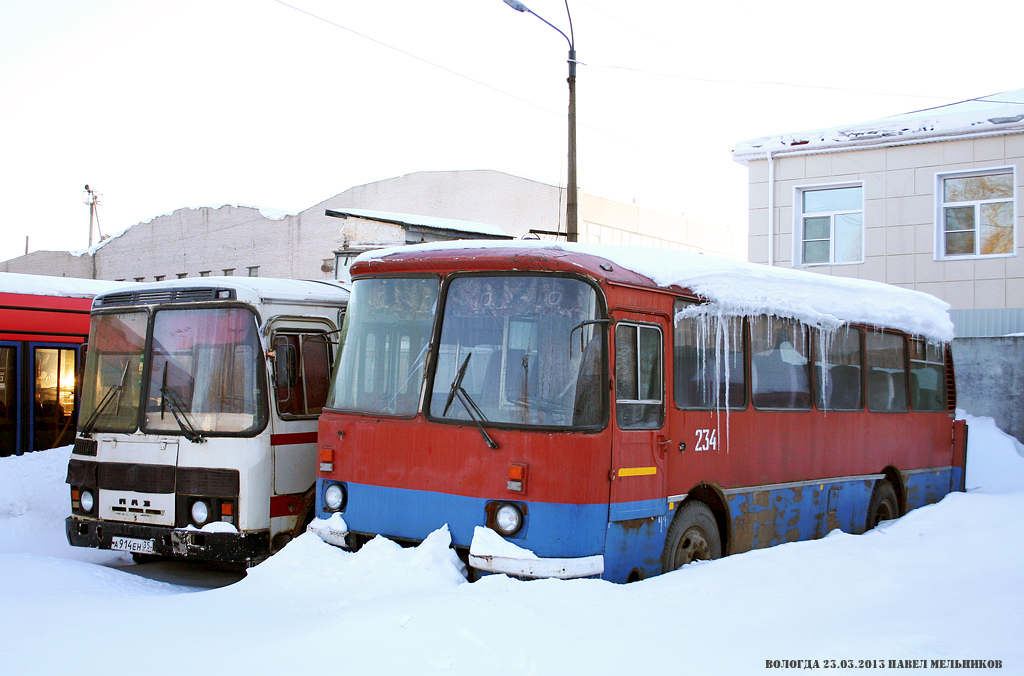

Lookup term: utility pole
[503,0,578,242]
[83,184,103,247]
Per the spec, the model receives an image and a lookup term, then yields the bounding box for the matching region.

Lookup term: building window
[223,268,235,276]
[247,266,259,277]
[937,169,1015,259]
[796,185,863,265]
[199,271,211,277]
[154,275,165,281]
[176,273,188,279]
[134,277,145,282]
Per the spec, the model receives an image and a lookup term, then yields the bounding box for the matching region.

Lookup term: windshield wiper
[79,360,130,438]
[159,386,205,444]
[442,353,498,450]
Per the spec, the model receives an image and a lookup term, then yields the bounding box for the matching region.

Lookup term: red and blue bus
[1,273,124,457]
[311,243,966,582]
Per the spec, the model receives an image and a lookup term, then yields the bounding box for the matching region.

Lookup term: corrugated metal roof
[950,308,1024,338]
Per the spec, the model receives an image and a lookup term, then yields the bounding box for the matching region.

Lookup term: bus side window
[865,330,908,413]
[0,346,16,456]
[814,326,863,411]
[908,339,946,411]
[750,316,811,410]
[673,300,745,410]
[615,323,663,429]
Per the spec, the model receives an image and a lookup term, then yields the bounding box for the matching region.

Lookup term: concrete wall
[745,135,1024,312]
[952,336,1024,444]
[0,250,93,278]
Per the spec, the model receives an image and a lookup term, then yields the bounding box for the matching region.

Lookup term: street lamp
[503,0,578,243]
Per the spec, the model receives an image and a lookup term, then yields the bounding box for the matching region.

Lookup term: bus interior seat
[890,372,908,411]
[752,353,810,408]
[866,371,894,411]
[826,364,861,410]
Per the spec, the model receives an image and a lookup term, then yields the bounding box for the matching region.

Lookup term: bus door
[29,342,80,451]
[0,342,21,456]
[609,315,670,523]
[268,320,336,532]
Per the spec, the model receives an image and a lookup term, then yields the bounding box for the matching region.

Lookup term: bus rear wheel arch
[661,500,722,573]
[867,479,899,530]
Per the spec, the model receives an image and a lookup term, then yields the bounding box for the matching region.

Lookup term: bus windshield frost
[81,306,266,438]
[327,274,606,429]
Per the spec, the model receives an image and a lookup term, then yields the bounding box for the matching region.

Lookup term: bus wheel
[867,480,898,529]
[662,501,721,573]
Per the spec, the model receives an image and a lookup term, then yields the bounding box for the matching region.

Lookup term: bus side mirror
[274,344,298,389]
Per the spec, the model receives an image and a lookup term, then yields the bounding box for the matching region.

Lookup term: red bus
[1,273,123,457]
[311,243,966,582]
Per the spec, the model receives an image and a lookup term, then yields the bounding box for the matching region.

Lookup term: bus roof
[92,276,350,307]
[0,272,129,298]
[355,241,955,343]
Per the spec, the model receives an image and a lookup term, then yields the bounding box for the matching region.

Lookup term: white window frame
[793,182,864,267]
[934,167,1017,261]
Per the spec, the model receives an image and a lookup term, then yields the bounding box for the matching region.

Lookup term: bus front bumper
[468,526,604,580]
[309,517,604,580]
[65,516,269,563]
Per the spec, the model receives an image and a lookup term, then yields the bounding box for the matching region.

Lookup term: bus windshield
[145,307,266,436]
[429,274,606,429]
[326,277,440,417]
[79,310,148,433]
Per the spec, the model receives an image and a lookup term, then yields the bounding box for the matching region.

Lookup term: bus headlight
[190,499,210,526]
[79,490,95,513]
[494,503,523,536]
[324,483,346,512]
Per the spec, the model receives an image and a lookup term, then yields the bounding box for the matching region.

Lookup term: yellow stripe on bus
[618,467,657,477]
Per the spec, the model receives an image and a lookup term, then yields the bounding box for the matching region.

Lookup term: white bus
[66,277,348,565]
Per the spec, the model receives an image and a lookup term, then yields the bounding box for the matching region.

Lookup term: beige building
[733,90,1024,336]
[1,170,743,282]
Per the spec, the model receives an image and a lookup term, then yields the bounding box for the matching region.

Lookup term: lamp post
[503,0,577,242]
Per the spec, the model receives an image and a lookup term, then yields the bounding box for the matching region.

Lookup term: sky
[2,0,1022,262]
[2,411,1022,673]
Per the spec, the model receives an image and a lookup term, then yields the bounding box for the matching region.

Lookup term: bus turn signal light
[319,446,334,473]
[507,463,527,492]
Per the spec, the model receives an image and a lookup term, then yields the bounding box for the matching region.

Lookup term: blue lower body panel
[317,479,608,560]
[903,467,959,511]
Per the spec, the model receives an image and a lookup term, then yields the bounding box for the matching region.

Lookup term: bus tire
[866,479,898,530]
[662,501,721,573]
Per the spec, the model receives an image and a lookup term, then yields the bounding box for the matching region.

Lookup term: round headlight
[494,503,523,536]
[324,483,345,511]
[190,499,210,525]
[79,489,94,513]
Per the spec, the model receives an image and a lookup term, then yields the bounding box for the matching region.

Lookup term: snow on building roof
[733,89,1024,162]
[358,241,955,343]
[0,272,130,298]
[328,208,512,239]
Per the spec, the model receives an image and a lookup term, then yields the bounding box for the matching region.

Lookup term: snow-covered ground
[1,413,1022,675]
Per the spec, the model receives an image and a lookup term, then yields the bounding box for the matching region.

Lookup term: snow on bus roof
[0,272,129,298]
[358,241,955,343]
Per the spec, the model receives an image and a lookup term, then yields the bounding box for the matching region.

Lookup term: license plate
[111,536,155,554]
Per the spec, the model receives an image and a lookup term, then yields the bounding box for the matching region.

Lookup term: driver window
[615,322,663,429]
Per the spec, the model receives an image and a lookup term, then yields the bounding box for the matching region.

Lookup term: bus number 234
[694,429,718,452]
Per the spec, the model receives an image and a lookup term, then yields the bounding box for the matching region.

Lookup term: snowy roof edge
[733,89,1024,161]
[356,241,955,343]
